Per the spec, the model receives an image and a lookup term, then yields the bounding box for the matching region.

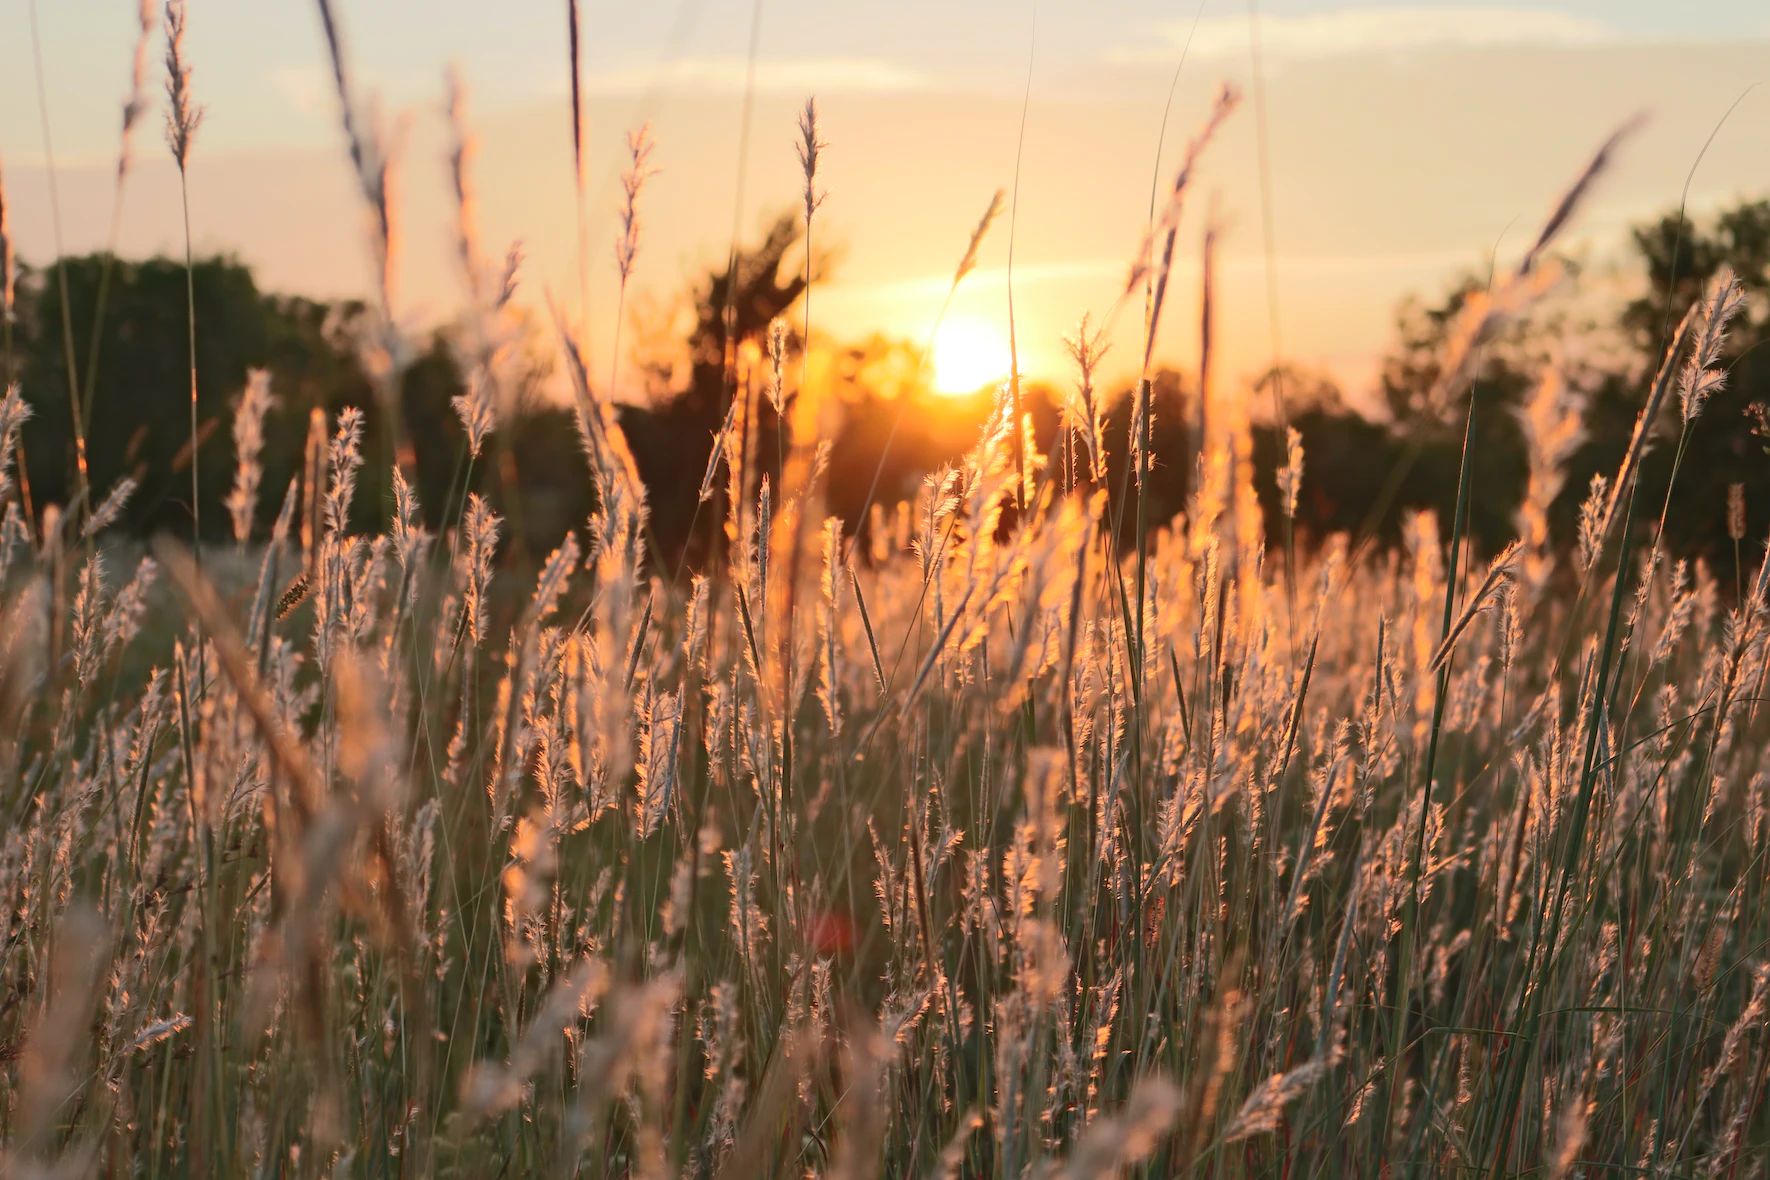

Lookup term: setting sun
[932,319,1012,396]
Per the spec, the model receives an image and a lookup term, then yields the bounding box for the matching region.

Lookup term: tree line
[3,198,1767,579]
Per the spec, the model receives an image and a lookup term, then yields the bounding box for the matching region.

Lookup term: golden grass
[2,12,1770,1177]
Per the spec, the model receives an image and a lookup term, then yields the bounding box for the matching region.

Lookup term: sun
[932,320,1011,396]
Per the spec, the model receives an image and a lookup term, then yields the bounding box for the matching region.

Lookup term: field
[5,4,1770,1179]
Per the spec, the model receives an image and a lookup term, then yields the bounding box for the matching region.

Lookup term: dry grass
[3,12,1770,1179]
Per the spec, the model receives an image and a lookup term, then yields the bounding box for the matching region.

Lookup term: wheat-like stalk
[164,0,205,572]
[162,0,202,172]
[225,369,274,544]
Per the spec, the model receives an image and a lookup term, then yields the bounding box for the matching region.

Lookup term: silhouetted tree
[9,253,589,551]
[1376,279,1536,557]
[1568,198,1770,585]
[12,254,378,537]
[1250,367,1412,548]
[1092,367,1194,548]
[619,209,821,565]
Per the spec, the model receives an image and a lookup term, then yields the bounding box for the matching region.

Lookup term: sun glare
[932,321,1011,396]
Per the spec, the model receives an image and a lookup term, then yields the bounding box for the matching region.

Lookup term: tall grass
[3,19,1770,1180]
[164,0,203,567]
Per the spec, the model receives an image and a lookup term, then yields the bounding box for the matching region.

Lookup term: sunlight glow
[932,320,1012,396]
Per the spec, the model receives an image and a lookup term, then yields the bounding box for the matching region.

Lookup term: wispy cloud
[1121,6,1616,63]
[584,57,930,96]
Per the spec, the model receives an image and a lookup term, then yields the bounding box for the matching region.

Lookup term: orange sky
[3,3,1768,414]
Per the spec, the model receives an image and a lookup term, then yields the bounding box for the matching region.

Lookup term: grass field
[5,4,1770,1178]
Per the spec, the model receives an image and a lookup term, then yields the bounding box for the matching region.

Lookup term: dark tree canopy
[1575,198,1770,584]
[617,209,818,565]
[9,255,377,537]
[1623,198,1770,349]
[1248,198,1770,581]
[6,254,589,554]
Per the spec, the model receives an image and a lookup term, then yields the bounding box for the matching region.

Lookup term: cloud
[584,57,931,96]
[1124,6,1616,63]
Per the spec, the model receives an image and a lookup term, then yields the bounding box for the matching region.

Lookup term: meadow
[4,3,1770,1178]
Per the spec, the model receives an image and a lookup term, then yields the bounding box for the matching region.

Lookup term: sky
[2,0,1768,411]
